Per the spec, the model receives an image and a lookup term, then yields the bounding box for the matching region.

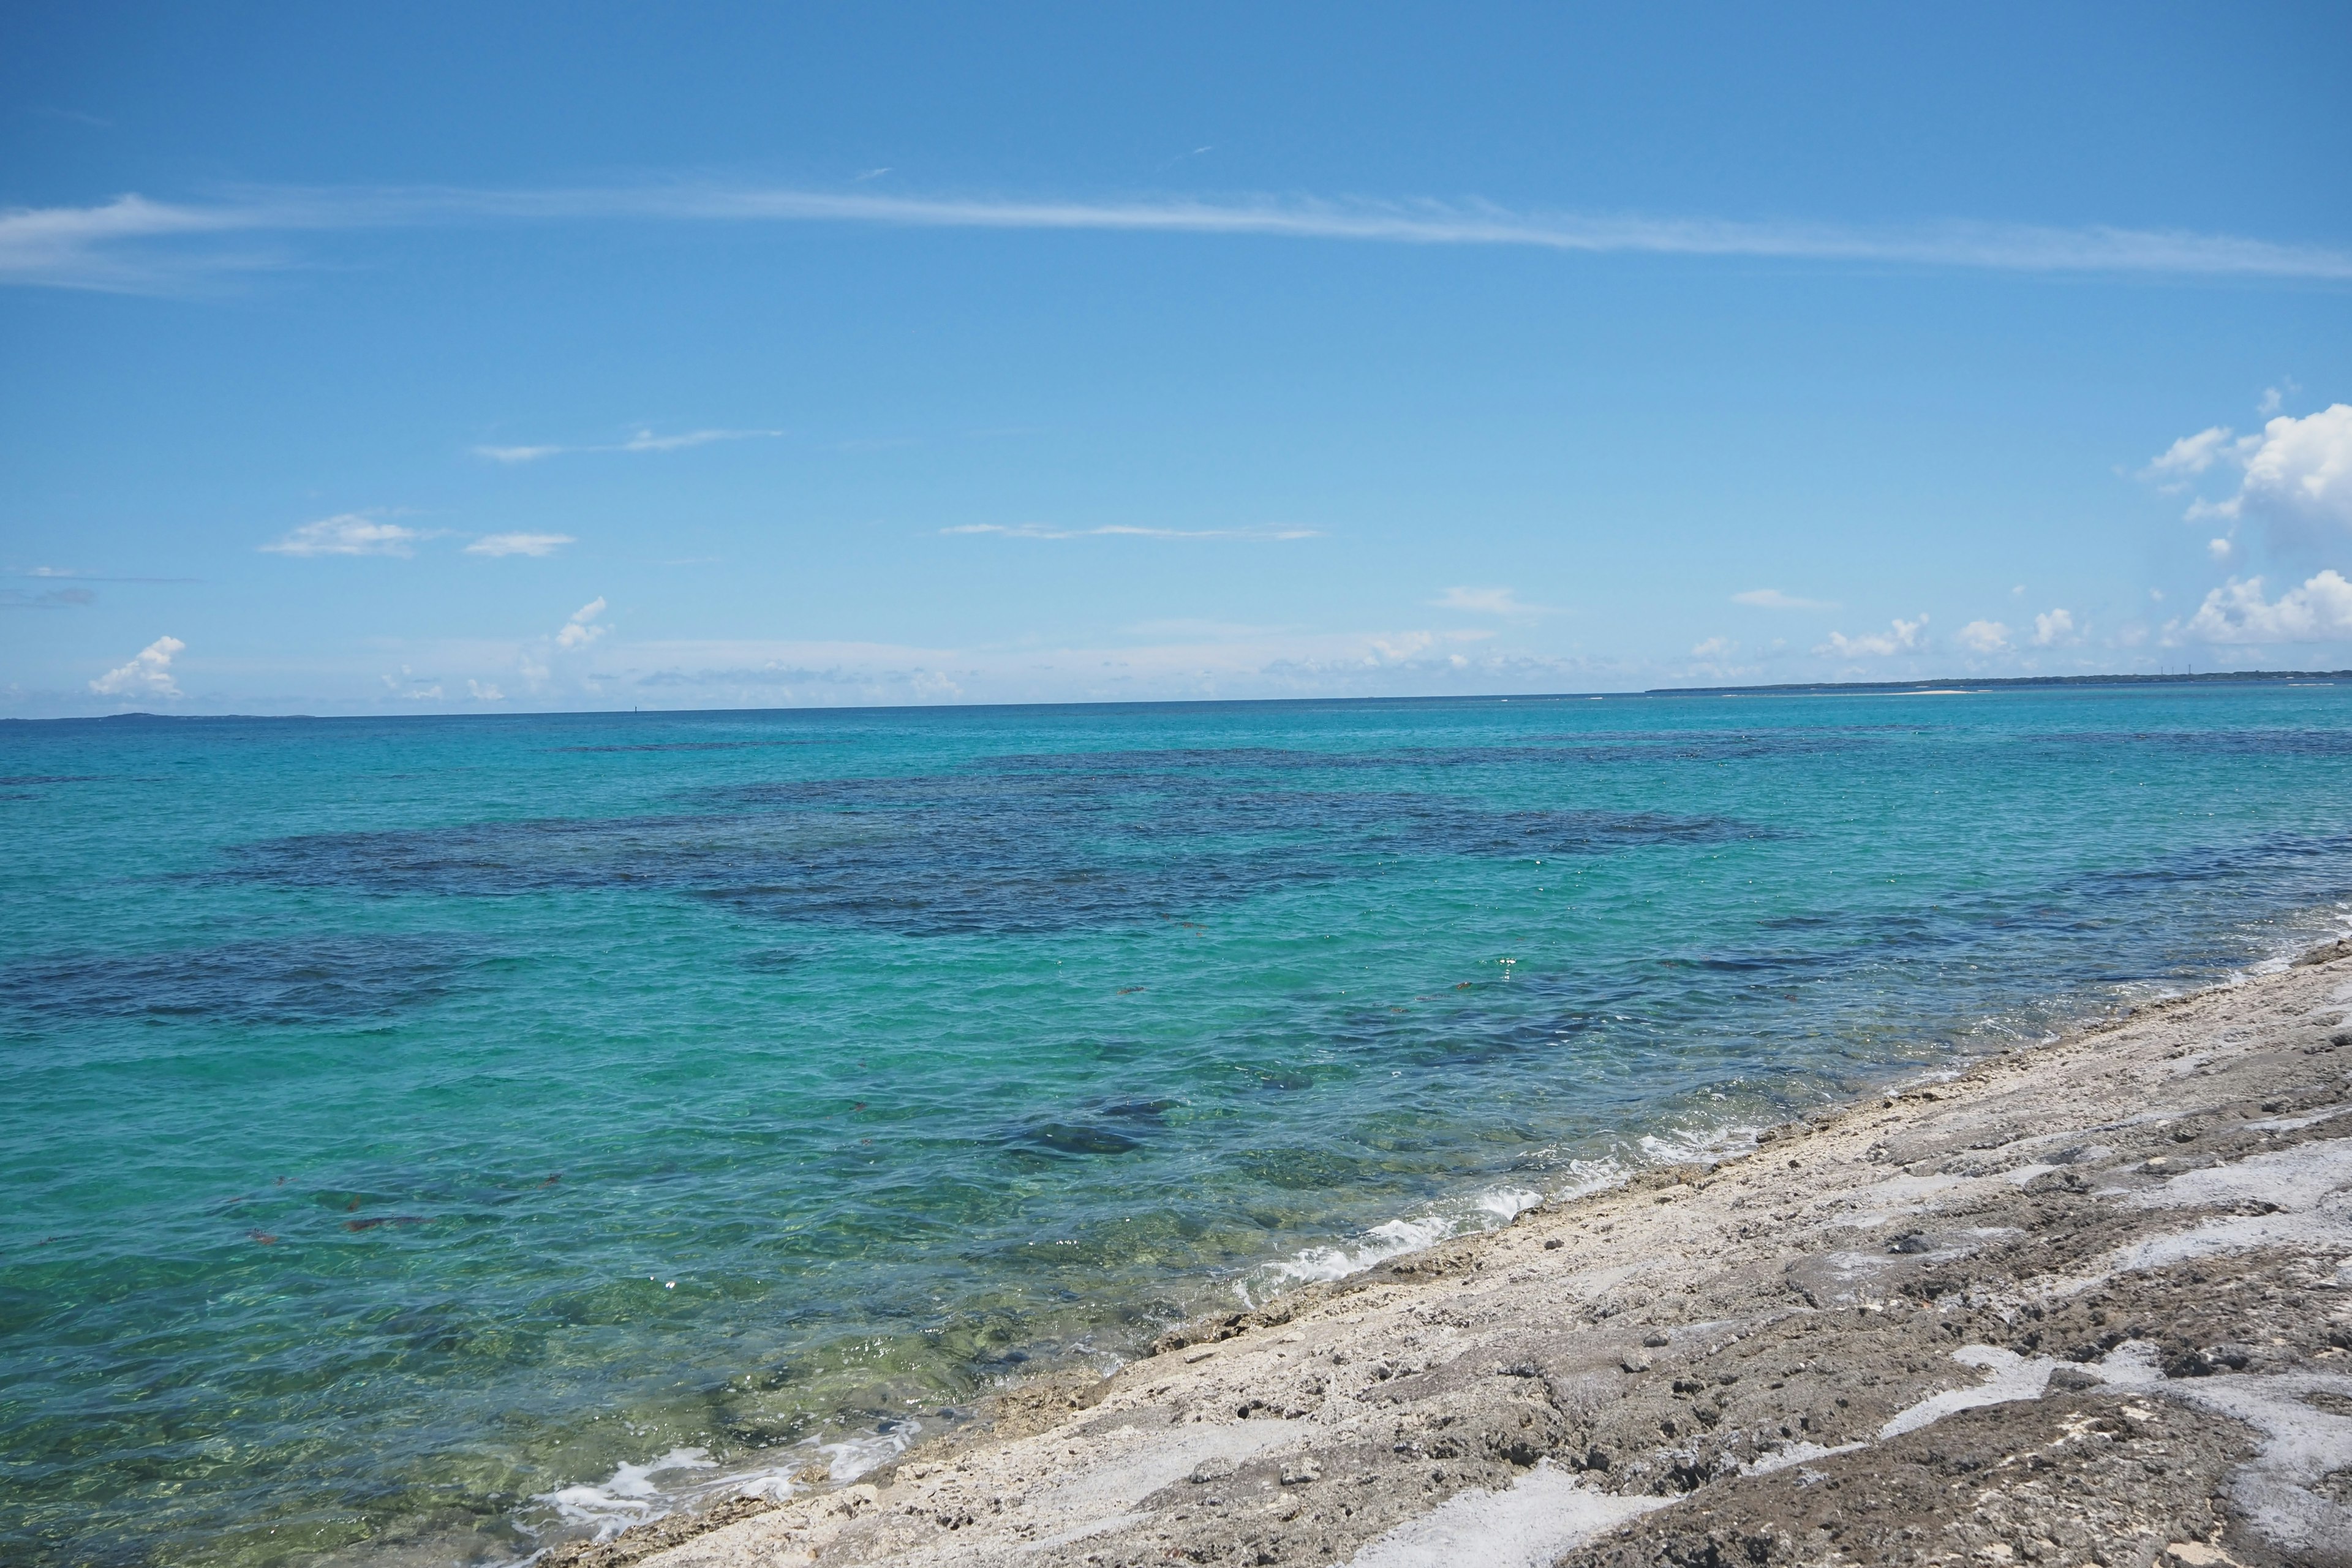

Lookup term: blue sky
[4,3,2350,715]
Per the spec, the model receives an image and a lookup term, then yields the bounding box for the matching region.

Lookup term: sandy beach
[547,942,2352,1568]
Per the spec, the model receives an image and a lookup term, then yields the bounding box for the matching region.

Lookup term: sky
[3,2,2350,716]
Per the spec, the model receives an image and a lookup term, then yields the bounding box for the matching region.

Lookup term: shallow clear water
[4,686,2349,1567]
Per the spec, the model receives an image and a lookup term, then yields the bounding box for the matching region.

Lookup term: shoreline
[541,934,2352,1568]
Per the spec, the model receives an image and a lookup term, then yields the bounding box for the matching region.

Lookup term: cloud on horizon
[556,596,608,649]
[89,634,185,698]
[11,184,2352,293]
[1817,614,1929,658]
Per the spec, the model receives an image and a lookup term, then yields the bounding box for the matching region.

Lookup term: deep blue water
[4,687,2348,1567]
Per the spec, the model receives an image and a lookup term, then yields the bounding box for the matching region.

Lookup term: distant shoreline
[12,668,2351,726]
[1646,668,2352,696]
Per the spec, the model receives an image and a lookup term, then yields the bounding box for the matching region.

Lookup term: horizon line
[13,668,2346,723]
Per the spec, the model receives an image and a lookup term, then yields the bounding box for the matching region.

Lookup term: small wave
[1242,1185,1544,1305]
[537,1447,720,1540]
[1637,1120,1766,1167]
[818,1420,920,1483]
[1240,1117,1780,1309]
[527,1417,918,1548]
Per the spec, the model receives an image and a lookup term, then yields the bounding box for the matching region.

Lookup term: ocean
[4,685,2348,1568]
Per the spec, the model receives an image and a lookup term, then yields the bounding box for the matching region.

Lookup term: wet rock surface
[610,949,2352,1568]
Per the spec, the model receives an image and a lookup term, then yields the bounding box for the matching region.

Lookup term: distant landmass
[1648,669,2350,696]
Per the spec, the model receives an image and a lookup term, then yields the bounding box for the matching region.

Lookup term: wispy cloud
[260,514,427,557]
[473,428,782,462]
[24,105,113,129]
[1732,587,1839,611]
[466,532,576,557]
[0,585,96,609]
[1432,586,1552,616]
[13,567,199,582]
[940,522,1321,540]
[12,184,2352,293]
[1121,617,1282,639]
[90,635,185,698]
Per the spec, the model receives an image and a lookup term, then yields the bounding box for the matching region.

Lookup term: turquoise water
[4,687,2350,1567]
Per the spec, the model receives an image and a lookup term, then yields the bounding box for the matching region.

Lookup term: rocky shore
[557,940,2352,1568]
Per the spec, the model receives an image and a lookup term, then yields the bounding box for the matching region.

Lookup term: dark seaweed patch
[223,761,1762,935]
[1021,1123,1142,1155]
[0,935,487,1027]
[1098,1098,1182,1121]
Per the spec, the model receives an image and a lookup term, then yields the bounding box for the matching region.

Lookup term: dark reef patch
[0,935,489,1027]
[221,755,1765,935]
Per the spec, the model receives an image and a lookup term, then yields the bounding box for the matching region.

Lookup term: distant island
[1648,668,2351,696]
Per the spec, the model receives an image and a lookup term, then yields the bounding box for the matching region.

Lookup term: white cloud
[1732,588,1839,611]
[2143,425,2238,485]
[467,679,506,701]
[1817,614,1928,658]
[262,513,423,557]
[1433,586,1551,616]
[2178,571,2352,643]
[466,532,575,557]
[1959,619,2011,653]
[2209,537,2235,560]
[2151,404,2352,533]
[2031,608,2079,646]
[2234,404,2352,529]
[1690,636,1735,658]
[473,429,782,462]
[12,185,2352,294]
[89,634,184,698]
[557,596,608,649]
[940,522,1321,540]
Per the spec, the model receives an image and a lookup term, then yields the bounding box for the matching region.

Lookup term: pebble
[1621,1353,1652,1373]
[1642,1332,1670,1348]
